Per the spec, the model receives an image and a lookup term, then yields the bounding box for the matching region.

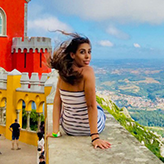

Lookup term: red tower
[12,37,51,77]
[0,0,51,76]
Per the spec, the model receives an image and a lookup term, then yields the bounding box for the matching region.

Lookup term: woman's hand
[92,139,111,149]
[46,133,52,139]
[46,132,62,139]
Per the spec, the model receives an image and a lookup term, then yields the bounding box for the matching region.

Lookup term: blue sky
[27,0,164,59]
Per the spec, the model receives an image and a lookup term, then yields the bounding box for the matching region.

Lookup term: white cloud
[134,43,141,48]
[28,16,72,32]
[51,0,164,24]
[98,40,114,47]
[106,25,130,39]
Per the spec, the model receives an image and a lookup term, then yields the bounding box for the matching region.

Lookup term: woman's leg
[97,105,106,134]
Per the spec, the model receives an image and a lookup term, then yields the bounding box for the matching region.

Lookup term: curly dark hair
[48,30,91,85]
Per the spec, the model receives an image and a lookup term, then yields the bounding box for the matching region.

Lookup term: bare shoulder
[82,66,94,77]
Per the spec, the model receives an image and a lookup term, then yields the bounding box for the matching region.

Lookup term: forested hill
[96,95,164,162]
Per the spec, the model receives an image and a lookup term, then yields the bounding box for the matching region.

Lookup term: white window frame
[0,13,3,35]
[0,8,7,36]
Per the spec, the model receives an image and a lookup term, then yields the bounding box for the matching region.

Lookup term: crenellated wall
[12,37,52,53]
[0,68,53,146]
[0,0,52,76]
[11,37,52,78]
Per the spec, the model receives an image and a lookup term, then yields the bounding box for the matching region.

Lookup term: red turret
[0,0,51,77]
[12,37,52,78]
[0,0,27,70]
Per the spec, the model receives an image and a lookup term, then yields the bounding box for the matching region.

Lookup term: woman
[48,30,111,149]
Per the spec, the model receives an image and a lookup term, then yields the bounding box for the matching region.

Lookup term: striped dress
[59,89,106,136]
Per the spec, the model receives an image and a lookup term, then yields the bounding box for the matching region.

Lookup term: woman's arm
[84,67,98,135]
[52,77,62,134]
[84,66,111,149]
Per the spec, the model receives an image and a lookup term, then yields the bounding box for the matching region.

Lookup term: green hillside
[130,109,164,135]
[96,95,164,162]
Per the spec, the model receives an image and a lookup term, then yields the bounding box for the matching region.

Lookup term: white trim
[0,35,7,37]
[25,0,31,3]
[0,13,3,35]
[0,7,7,36]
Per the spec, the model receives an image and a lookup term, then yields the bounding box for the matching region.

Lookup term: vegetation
[130,109,164,128]
[96,95,164,162]
[22,108,44,131]
[146,126,164,138]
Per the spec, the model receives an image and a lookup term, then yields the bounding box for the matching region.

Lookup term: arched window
[0,8,7,36]
[0,13,3,35]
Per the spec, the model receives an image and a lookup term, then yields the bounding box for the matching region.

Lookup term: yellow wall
[5,74,21,140]
[19,130,38,146]
[0,125,5,135]
[0,89,7,107]
[0,72,52,146]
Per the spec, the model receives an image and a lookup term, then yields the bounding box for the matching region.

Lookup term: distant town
[96,90,164,111]
[92,59,164,112]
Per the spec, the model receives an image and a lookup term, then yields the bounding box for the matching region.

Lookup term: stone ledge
[46,105,163,164]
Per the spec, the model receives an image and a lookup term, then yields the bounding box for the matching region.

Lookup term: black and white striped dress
[59,89,106,136]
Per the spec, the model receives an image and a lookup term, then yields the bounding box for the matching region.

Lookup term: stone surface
[46,70,59,104]
[0,136,37,164]
[0,67,7,74]
[8,69,21,75]
[47,105,163,164]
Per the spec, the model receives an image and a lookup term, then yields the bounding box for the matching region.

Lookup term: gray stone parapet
[0,72,7,89]
[0,67,8,89]
[20,72,30,90]
[46,106,163,164]
[30,72,40,91]
[45,70,59,104]
[11,37,52,53]
[40,73,48,91]
[11,71,49,93]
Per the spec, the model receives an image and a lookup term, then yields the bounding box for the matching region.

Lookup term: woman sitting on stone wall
[47,30,111,149]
